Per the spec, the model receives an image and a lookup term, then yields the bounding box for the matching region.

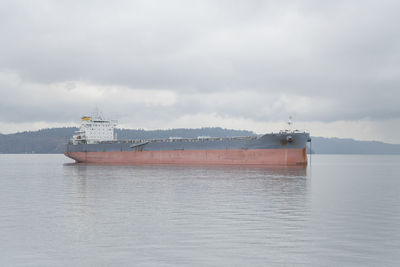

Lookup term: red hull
[65,148,308,166]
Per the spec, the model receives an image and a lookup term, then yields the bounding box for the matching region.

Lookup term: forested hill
[0,127,76,154]
[0,127,255,153]
[310,137,400,154]
[0,127,399,154]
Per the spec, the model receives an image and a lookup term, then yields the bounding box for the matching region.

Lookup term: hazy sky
[0,0,399,143]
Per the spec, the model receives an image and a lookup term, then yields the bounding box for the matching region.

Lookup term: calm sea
[0,154,399,266]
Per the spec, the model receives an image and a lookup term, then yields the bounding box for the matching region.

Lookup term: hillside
[0,127,255,153]
[310,137,400,154]
[0,128,399,154]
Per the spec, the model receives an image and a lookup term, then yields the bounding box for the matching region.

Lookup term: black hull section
[66,132,310,153]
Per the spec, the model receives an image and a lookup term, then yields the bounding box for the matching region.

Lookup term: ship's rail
[67,131,309,145]
[68,136,260,145]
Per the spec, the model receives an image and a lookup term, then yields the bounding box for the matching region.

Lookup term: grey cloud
[0,0,399,136]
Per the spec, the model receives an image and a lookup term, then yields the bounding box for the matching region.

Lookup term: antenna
[93,106,103,119]
[309,138,312,166]
[287,116,293,131]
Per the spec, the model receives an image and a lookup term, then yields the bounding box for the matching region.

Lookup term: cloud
[0,0,399,142]
[0,71,176,123]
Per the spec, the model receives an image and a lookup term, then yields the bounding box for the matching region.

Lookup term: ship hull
[65,147,308,166]
[65,132,310,166]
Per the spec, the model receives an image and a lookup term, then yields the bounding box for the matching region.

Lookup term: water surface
[0,154,399,266]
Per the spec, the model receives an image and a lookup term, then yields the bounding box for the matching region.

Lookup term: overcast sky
[0,0,399,143]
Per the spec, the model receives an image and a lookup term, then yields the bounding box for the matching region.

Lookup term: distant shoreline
[0,127,399,154]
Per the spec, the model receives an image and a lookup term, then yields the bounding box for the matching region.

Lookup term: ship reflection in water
[64,163,308,202]
[64,163,309,208]
[62,163,310,265]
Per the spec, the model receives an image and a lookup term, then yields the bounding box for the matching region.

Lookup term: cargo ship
[64,114,311,165]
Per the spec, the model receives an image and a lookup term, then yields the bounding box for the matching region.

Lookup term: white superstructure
[72,113,117,144]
